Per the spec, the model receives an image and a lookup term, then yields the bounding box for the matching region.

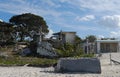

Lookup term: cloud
[0,0,78,31]
[98,15,120,28]
[59,0,120,14]
[98,15,120,38]
[43,0,61,8]
[110,31,120,38]
[76,15,95,21]
[45,29,54,38]
[97,35,105,39]
[0,0,62,17]
[1,0,120,39]
[54,20,103,32]
[79,0,120,12]
[0,19,3,22]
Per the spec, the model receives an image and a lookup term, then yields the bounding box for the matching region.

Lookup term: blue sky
[0,0,120,39]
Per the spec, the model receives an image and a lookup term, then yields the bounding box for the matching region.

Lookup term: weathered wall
[65,33,76,44]
[55,58,101,73]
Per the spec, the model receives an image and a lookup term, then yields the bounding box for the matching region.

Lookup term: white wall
[65,33,76,44]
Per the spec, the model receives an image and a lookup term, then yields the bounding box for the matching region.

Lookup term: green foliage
[74,54,94,58]
[56,47,94,58]
[63,43,74,57]
[0,21,14,44]
[9,13,49,42]
[85,35,97,43]
[55,43,75,57]
[74,47,84,56]
[101,38,115,40]
[54,49,64,57]
[55,40,94,58]
[64,43,74,51]
[83,54,94,57]
[0,56,57,66]
[75,35,82,44]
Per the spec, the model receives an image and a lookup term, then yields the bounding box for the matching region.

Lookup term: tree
[75,35,82,44]
[0,21,14,45]
[9,13,49,42]
[74,36,84,56]
[86,35,96,43]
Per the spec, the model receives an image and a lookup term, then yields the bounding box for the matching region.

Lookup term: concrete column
[118,42,120,52]
[97,42,100,53]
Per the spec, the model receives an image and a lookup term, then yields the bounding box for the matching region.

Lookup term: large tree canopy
[9,13,49,41]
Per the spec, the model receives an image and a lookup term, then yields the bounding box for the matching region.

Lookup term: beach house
[52,31,76,44]
[96,39,120,53]
[49,31,76,48]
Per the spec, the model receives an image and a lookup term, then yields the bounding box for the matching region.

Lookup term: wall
[64,32,76,44]
[55,58,101,73]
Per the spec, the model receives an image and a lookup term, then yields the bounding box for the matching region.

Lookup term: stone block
[55,58,101,73]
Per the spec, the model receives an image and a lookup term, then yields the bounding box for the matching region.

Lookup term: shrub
[55,43,75,57]
[74,48,84,56]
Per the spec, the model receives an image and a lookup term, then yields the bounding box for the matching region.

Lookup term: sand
[0,65,120,77]
[0,53,120,77]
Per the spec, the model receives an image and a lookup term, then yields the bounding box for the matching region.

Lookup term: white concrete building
[83,42,95,54]
[96,40,120,53]
[52,31,76,44]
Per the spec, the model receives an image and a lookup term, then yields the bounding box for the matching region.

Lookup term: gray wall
[55,58,101,73]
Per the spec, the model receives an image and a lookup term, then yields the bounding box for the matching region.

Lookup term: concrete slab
[55,58,101,73]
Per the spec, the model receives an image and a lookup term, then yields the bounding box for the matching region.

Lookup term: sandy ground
[0,53,120,77]
[0,65,120,77]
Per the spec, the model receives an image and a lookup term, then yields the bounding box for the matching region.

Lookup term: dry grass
[0,45,57,66]
[0,56,57,66]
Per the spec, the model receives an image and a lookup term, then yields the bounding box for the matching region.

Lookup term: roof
[96,40,120,43]
[53,31,76,35]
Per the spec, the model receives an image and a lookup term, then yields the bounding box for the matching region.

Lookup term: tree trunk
[20,33,24,42]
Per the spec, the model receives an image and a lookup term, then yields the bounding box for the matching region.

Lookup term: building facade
[52,31,76,44]
[96,40,120,53]
[49,31,76,48]
[83,42,95,54]
[51,31,76,44]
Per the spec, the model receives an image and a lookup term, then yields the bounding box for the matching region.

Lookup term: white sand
[1,53,120,77]
[0,65,120,77]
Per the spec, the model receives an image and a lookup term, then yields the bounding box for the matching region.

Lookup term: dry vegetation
[0,45,57,66]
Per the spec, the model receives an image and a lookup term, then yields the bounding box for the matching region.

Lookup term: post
[86,39,89,54]
[97,42,100,53]
[109,43,112,65]
[110,53,112,65]
[118,42,120,52]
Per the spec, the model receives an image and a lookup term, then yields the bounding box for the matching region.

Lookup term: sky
[0,0,120,39]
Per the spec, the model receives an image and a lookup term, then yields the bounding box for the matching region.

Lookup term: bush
[74,54,95,58]
[55,43,75,57]
[74,48,84,56]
